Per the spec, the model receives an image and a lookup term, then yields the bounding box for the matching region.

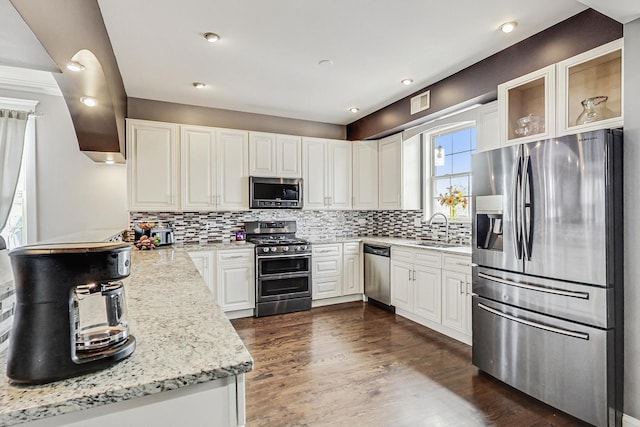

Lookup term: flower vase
[450,206,457,221]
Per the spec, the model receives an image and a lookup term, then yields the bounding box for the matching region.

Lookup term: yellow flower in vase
[437,186,468,220]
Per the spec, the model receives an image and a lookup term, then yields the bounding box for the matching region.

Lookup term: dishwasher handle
[363,244,390,257]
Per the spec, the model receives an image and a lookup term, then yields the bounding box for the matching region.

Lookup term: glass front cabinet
[498,38,623,144]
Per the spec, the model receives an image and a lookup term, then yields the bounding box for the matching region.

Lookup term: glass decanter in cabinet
[498,64,556,146]
[557,39,623,135]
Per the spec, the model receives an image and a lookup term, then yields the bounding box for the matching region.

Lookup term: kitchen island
[0,246,253,426]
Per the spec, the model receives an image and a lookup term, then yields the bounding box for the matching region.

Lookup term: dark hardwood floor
[231,302,588,427]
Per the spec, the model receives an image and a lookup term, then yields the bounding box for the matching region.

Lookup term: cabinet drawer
[414,250,441,268]
[391,246,414,262]
[217,249,253,264]
[313,244,342,257]
[343,242,360,255]
[313,258,342,277]
[442,253,472,273]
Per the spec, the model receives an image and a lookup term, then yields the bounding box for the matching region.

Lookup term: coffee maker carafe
[6,242,136,384]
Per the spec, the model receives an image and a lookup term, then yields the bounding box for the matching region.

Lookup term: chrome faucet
[428,212,449,243]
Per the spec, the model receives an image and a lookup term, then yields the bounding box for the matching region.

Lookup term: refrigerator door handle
[477,272,590,299]
[513,149,524,260]
[477,303,589,340]
[522,155,535,260]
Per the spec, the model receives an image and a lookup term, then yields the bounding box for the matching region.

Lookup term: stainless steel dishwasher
[363,244,394,312]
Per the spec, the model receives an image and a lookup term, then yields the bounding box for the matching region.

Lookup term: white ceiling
[94,1,591,125]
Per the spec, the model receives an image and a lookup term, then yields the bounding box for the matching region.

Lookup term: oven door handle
[256,254,311,260]
[477,303,589,340]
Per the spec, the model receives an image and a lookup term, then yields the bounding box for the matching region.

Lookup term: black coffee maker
[6,242,136,384]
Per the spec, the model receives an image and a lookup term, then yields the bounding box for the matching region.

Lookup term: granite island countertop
[0,246,253,426]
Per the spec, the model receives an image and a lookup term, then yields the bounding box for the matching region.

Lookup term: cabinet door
[127,120,180,210]
[181,125,216,211]
[378,134,402,210]
[441,270,467,334]
[302,137,328,209]
[216,250,254,312]
[343,253,361,295]
[327,140,352,210]
[476,101,500,153]
[465,273,472,337]
[390,260,412,311]
[413,265,441,323]
[352,140,378,210]
[313,276,342,300]
[249,132,277,177]
[188,251,215,298]
[216,129,249,210]
[276,135,302,178]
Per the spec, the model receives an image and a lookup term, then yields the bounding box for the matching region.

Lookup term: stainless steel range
[245,221,311,317]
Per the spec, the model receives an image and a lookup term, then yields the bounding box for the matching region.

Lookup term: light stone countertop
[0,245,253,426]
[306,236,472,256]
[360,236,472,256]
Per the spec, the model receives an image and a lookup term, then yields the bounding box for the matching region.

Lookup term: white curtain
[0,109,28,231]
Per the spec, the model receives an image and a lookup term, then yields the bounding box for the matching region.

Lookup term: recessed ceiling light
[204,32,220,43]
[66,61,85,72]
[401,78,414,86]
[80,96,97,107]
[349,107,359,113]
[500,21,518,33]
[192,82,206,89]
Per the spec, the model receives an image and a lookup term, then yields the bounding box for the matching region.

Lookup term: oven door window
[258,276,310,299]
[258,256,310,276]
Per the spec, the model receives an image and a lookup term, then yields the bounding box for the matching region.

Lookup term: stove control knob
[270,247,277,252]
[300,245,307,251]
[262,247,270,253]
[282,246,289,252]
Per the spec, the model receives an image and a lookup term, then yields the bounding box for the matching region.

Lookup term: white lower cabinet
[188,251,215,297]
[312,242,362,301]
[189,249,255,317]
[390,246,471,344]
[216,249,255,312]
[391,247,441,322]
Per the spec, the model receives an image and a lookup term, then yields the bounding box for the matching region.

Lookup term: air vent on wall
[410,90,430,115]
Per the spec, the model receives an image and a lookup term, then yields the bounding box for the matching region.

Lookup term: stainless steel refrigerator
[471,129,623,427]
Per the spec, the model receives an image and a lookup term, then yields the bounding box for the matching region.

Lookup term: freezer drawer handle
[477,272,589,299]
[477,303,590,340]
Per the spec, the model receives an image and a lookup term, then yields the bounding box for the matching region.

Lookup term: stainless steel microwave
[249,177,303,209]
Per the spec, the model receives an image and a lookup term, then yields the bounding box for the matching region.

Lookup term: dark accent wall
[347,9,623,140]
[10,0,127,161]
[128,98,346,140]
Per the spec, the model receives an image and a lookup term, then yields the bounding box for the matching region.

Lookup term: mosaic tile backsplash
[128,210,472,245]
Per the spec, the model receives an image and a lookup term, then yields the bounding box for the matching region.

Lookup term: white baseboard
[225,308,254,320]
[624,414,640,427]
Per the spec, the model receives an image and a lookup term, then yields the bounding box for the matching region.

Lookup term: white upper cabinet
[216,128,249,210]
[181,126,216,210]
[475,101,500,153]
[249,132,302,178]
[352,140,379,210]
[498,64,556,146]
[181,125,248,211]
[556,39,623,136]
[302,138,352,210]
[248,132,277,177]
[127,119,180,211]
[378,133,420,210]
[276,134,302,178]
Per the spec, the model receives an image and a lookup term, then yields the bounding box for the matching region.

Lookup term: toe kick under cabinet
[391,246,472,345]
